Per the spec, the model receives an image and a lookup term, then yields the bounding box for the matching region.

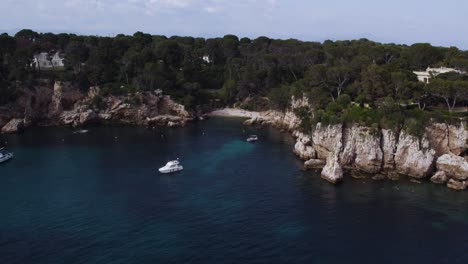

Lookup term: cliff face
[0,81,191,133]
[243,97,468,191]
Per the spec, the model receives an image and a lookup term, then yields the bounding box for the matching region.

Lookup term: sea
[0,117,467,264]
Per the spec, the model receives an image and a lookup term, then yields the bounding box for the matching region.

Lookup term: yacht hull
[159,166,184,174]
[0,153,13,164]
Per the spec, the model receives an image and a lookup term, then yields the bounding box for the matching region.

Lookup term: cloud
[146,0,192,9]
[203,6,219,13]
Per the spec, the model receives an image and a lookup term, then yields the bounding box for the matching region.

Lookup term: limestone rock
[1,118,24,133]
[372,174,386,181]
[161,96,190,118]
[394,132,435,178]
[448,123,468,155]
[446,179,466,191]
[293,132,316,160]
[79,110,98,125]
[60,111,80,126]
[436,154,468,181]
[313,123,343,160]
[98,113,112,120]
[381,129,398,171]
[430,171,448,184]
[304,159,326,170]
[243,118,256,126]
[427,123,467,156]
[321,154,343,184]
[339,125,383,174]
[387,172,400,181]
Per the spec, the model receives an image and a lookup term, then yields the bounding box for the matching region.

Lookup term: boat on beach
[0,148,13,164]
[159,159,184,174]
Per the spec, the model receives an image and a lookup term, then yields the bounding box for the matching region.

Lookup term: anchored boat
[246,135,258,142]
[159,159,184,174]
[0,148,13,164]
[73,129,89,134]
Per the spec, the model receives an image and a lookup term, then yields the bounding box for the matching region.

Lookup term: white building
[413,67,464,83]
[32,52,65,69]
[202,55,212,63]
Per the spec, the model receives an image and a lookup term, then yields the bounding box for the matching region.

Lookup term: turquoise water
[0,118,467,263]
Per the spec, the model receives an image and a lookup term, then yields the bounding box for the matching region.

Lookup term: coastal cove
[1,118,468,263]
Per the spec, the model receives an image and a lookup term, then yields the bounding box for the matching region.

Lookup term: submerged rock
[304,159,326,170]
[446,179,467,191]
[436,154,468,181]
[372,174,387,181]
[1,118,25,133]
[430,171,448,184]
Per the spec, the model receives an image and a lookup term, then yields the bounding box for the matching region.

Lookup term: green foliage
[268,85,291,110]
[218,79,237,105]
[294,107,313,132]
[0,29,467,134]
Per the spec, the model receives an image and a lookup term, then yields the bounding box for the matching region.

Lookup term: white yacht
[159,159,184,174]
[246,135,258,142]
[0,148,13,164]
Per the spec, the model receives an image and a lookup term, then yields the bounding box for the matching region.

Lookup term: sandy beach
[206,108,261,118]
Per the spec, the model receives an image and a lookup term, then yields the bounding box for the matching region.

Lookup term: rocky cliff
[243,96,468,191]
[0,81,192,133]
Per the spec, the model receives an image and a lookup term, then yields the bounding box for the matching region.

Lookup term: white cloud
[146,0,192,9]
[203,6,218,13]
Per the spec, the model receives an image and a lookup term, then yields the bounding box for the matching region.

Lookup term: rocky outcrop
[394,132,435,178]
[436,154,468,181]
[1,118,24,133]
[430,171,448,184]
[321,154,343,184]
[427,123,467,156]
[60,109,98,127]
[447,179,467,191]
[304,159,326,169]
[242,96,467,190]
[339,125,383,174]
[381,129,398,171]
[147,115,188,127]
[293,131,316,160]
[312,123,343,160]
[0,82,192,132]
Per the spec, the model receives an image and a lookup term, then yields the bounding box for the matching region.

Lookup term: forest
[1,29,467,134]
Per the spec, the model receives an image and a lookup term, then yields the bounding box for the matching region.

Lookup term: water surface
[1,118,467,263]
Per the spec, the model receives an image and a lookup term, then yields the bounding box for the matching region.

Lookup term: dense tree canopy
[0,30,467,120]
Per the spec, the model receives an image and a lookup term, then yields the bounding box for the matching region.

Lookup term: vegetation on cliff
[0,29,467,133]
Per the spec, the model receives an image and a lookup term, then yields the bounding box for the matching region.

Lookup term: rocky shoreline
[240,96,468,191]
[2,84,467,191]
[0,81,192,133]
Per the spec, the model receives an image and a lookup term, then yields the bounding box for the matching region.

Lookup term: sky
[1,0,468,49]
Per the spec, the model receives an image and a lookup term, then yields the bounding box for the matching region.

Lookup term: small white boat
[246,135,258,142]
[73,129,89,134]
[0,148,13,164]
[159,159,184,174]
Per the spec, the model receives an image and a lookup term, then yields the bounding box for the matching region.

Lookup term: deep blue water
[0,118,468,264]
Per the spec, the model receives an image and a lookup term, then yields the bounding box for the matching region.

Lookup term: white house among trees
[413,67,464,83]
[32,52,65,70]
